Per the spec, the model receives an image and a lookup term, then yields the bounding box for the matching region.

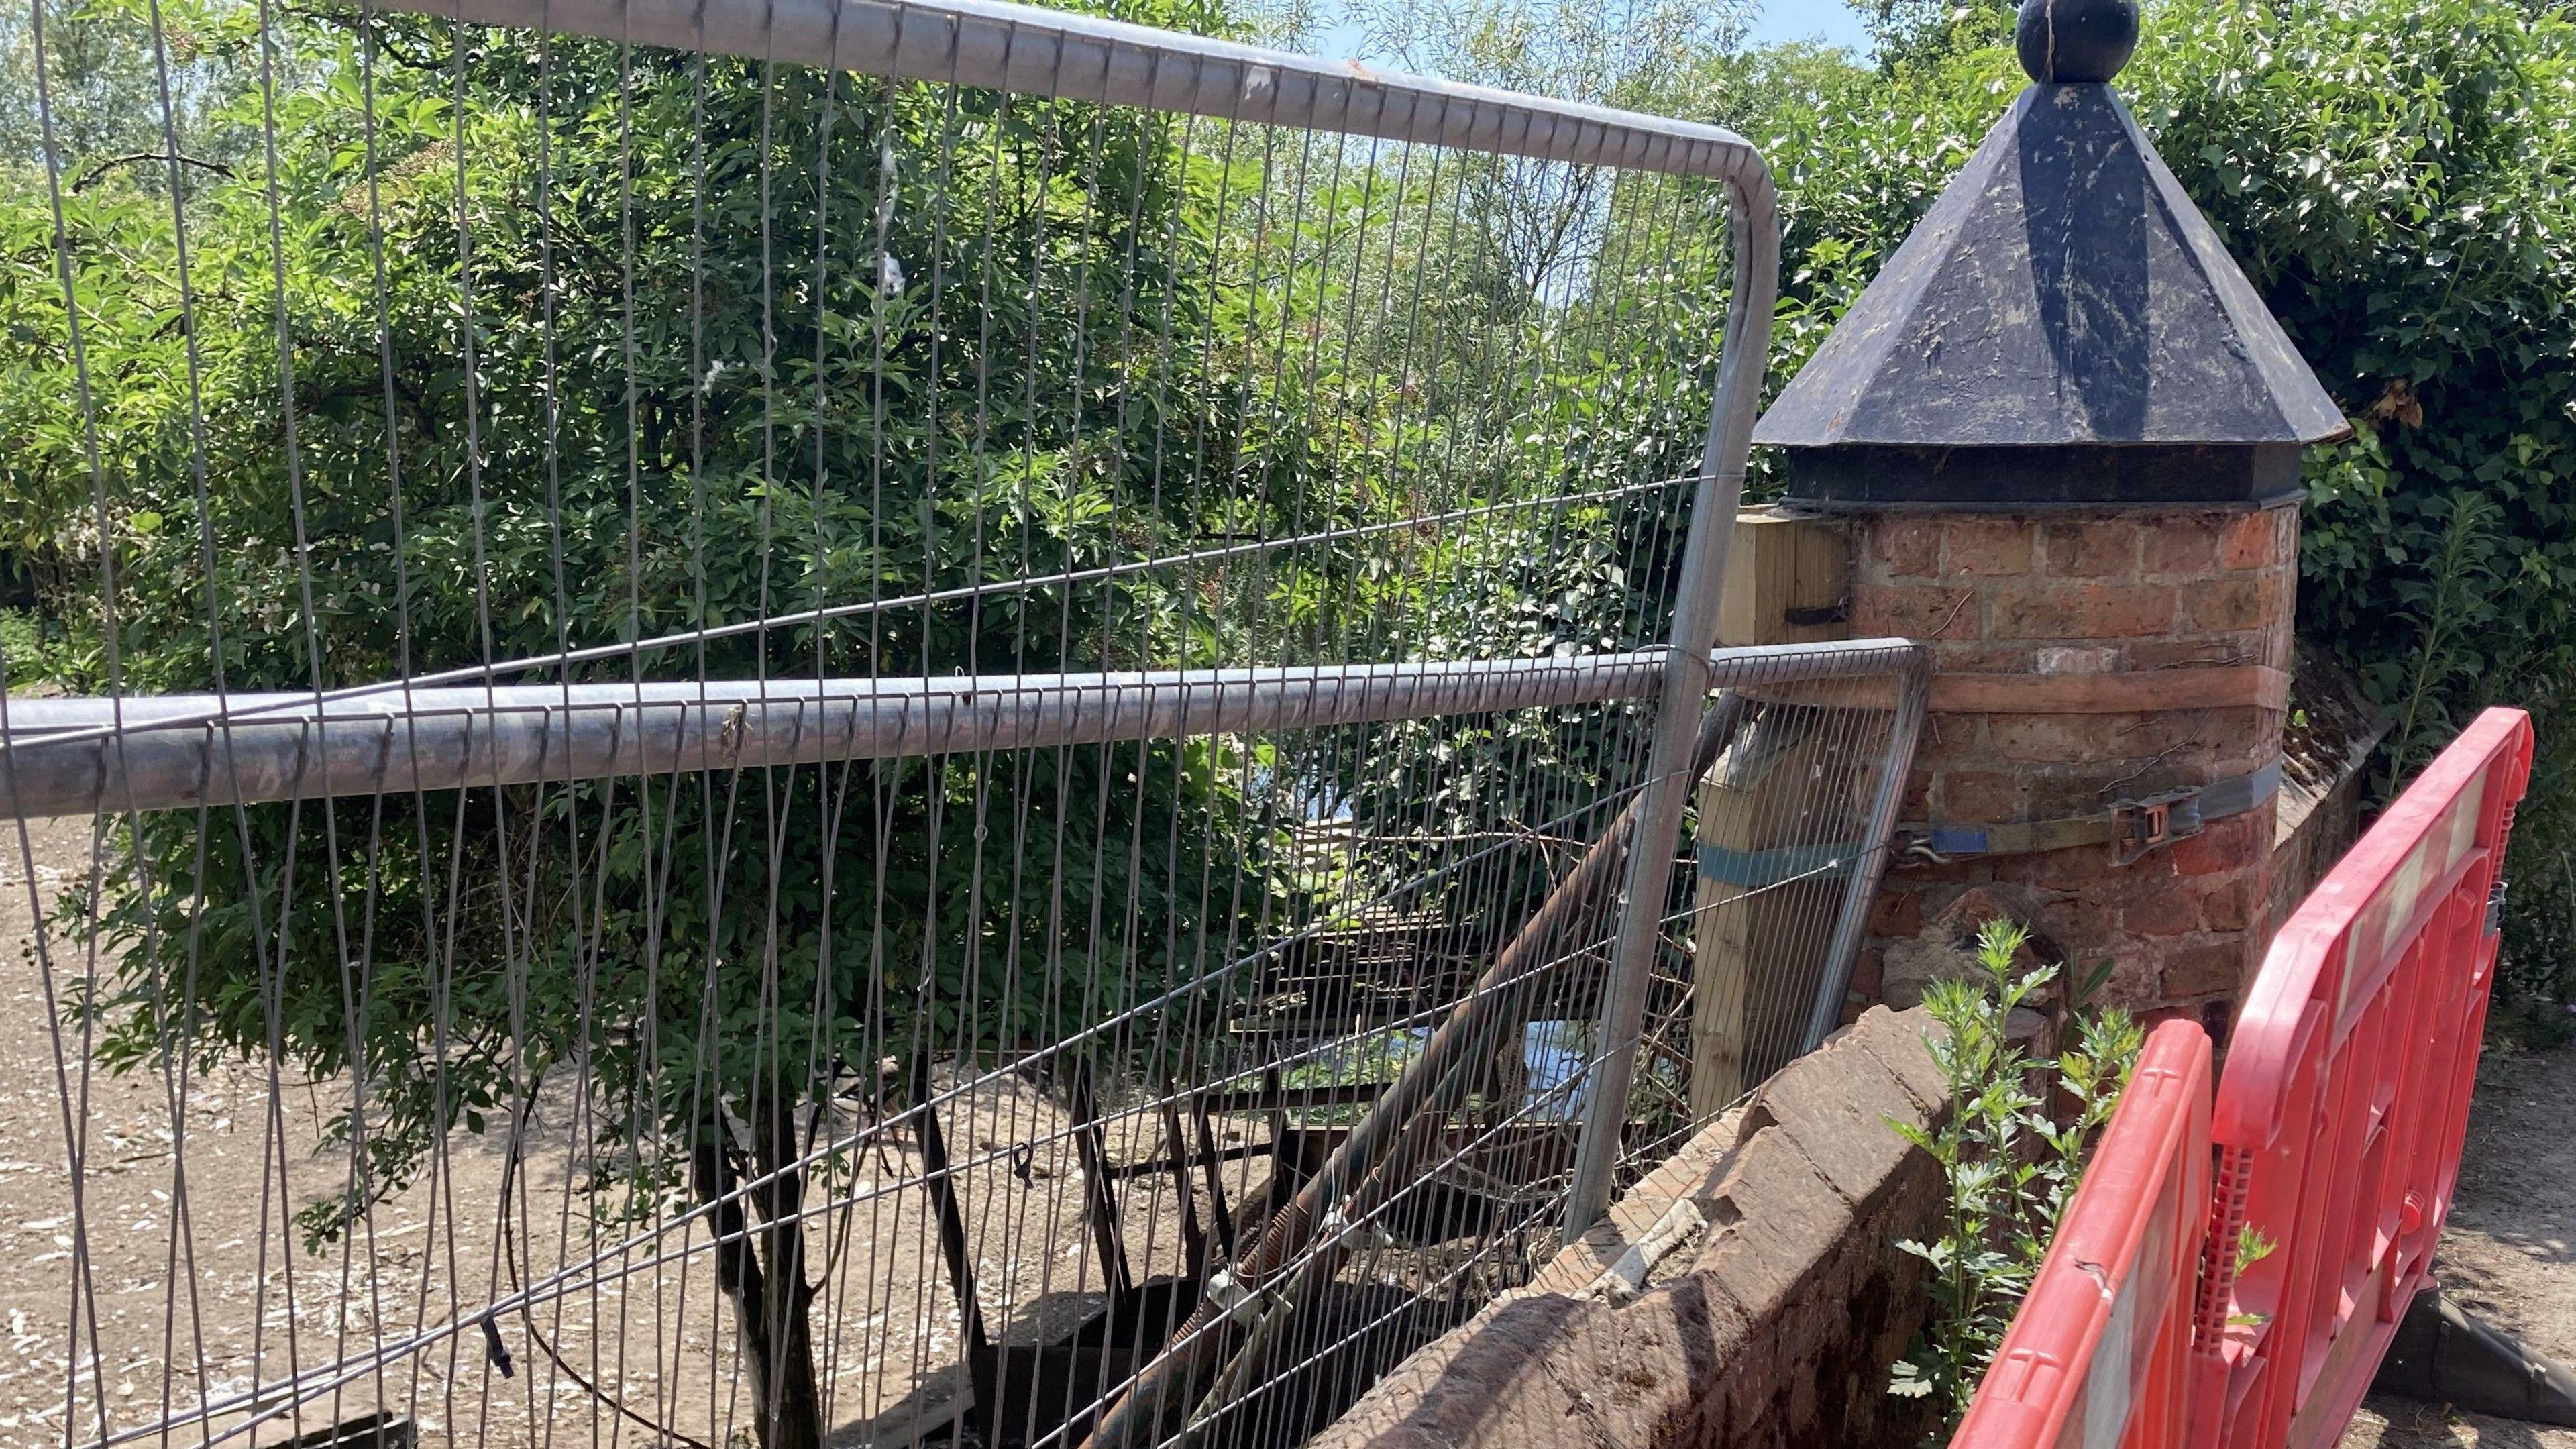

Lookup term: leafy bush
[0,607,73,688]
[1886,918,2143,1438]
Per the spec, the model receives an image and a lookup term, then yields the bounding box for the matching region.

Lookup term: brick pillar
[1739,11,2349,1030]
[1845,506,2297,1022]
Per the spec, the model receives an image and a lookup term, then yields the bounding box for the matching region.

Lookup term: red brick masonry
[1846,506,2298,1021]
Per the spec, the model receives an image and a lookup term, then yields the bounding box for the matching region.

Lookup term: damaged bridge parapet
[1310,1006,1951,1449]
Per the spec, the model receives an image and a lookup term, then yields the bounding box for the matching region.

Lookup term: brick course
[1845,504,2298,1018]
[1941,518,2035,576]
[2041,520,2139,576]
[1989,579,2179,639]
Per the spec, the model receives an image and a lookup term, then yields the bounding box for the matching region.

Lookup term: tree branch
[71,152,236,195]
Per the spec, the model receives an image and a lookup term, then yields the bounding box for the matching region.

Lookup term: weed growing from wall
[1885,918,2145,1439]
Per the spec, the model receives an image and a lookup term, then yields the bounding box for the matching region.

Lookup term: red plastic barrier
[1949,1019,2214,1449]
[1952,708,2535,1449]
[2188,708,2533,1449]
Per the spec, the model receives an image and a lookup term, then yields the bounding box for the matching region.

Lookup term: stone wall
[1309,1007,1949,1449]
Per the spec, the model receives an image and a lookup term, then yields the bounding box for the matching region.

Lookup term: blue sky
[1313,0,1874,68]
[1744,0,1873,52]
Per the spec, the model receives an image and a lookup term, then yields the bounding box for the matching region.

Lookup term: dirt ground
[2341,1036,2576,1449]
[0,814,1245,1449]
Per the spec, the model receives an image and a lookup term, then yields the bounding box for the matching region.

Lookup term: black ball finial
[2016,0,2138,83]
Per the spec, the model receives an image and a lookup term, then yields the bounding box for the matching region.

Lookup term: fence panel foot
[2371,1285,2576,1430]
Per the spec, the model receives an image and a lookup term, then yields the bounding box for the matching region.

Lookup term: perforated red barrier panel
[1952,708,2534,1449]
[2190,708,2533,1449]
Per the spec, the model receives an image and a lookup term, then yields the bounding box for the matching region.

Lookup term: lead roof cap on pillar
[1752,0,2351,511]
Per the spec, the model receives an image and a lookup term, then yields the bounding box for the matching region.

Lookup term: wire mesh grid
[0,0,1921,1444]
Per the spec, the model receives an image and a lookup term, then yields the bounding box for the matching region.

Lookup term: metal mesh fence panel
[0,1,1927,1444]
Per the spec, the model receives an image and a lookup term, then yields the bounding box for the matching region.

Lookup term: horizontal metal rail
[376,0,1766,186]
[0,641,1921,818]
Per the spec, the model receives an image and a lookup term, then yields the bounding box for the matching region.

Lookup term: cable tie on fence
[1201,1268,1271,1328]
[1318,1203,1397,1252]
[480,1314,515,1379]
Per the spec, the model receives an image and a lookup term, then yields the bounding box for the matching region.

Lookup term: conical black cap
[1754,81,2350,510]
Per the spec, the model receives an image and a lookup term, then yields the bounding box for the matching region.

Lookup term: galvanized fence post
[1560,184,1779,1236]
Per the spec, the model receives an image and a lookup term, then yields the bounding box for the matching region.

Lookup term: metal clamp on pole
[2108,760,2282,865]
[1199,1268,1273,1329]
[2114,797,2176,860]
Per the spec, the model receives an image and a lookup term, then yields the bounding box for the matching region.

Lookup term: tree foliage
[25,0,1311,1209]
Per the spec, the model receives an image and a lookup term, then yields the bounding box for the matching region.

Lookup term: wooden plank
[1717,508,1850,647]
[1067,1061,1136,1301]
[911,1071,995,1368]
[1155,1078,1210,1282]
[1685,704,1871,1116]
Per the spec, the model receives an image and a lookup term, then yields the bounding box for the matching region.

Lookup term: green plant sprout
[2224,1224,2282,1329]
[1886,918,2145,1441]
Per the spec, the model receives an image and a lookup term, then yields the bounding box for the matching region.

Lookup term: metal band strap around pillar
[1896,758,2284,865]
